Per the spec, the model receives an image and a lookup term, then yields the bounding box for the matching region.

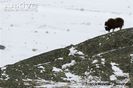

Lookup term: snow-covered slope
[0,0,133,67]
[0,28,132,87]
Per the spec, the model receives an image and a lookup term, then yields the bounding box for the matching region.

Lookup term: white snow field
[0,0,133,67]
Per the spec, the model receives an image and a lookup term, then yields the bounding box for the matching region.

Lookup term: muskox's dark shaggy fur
[105,17,124,32]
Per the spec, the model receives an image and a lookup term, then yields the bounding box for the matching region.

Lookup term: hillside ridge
[0,28,133,87]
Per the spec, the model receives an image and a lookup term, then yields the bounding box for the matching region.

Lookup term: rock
[0,45,5,50]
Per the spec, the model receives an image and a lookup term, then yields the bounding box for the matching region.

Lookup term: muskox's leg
[120,27,122,30]
[112,29,115,32]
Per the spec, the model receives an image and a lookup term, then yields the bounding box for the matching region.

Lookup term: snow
[52,67,62,72]
[37,66,45,73]
[0,0,132,87]
[0,66,9,80]
[110,75,117,81]
[58,57,63,60]
[92,60,98,64]
[0,0,133,69]
[69,47,84,56]
[110,62,129,84]
[130,54,133,56]
[62,60,76,69]
[96,64,100,68]
[101,58,105,65]
[35,82,69,88]
[38,66,44,69]
[36,83,117,88]
[64,72,81,82]
[1,66,6,70]
[111,62,125,76]
[99,43,102,46]
[130,54,133,63]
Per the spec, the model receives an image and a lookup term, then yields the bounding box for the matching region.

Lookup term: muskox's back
[115,17,124,28]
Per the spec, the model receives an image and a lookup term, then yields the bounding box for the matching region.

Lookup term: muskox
[105,17,124,32]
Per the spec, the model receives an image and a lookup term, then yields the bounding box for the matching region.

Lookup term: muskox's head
[105,22,111,32]
[105,26,111,32]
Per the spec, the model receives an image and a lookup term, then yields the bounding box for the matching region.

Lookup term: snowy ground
[0,0,133,67]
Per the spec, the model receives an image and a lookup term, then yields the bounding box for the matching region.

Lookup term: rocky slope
[0,28,133,87]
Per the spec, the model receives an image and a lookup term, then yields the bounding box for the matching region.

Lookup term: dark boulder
[0,45,6,50]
